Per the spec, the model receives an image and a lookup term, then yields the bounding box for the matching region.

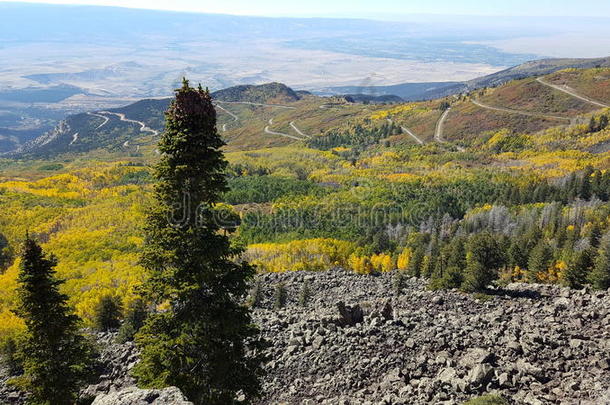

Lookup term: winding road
[99,111,159,136]
[264,125,307,141]
[289,121,311,138]
[471,99,571,122]
[434,108,466,152]
[434,108,451,143]
[214,103,239,122]
[265,118,307,140]
[215,103,308,142]
[214,103,239,132]
[536,78,609,108]
[87,112,110,130]
[387,118,424,145]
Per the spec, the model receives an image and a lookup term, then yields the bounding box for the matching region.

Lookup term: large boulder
[335,302,364,327]
[335,300,393,327]
[91,386,193,405]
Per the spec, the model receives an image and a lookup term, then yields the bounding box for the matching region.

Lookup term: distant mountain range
[7,58,610,158]
[327,56,610,101]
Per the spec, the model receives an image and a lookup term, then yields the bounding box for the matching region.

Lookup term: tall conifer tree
[134,79,263,404]
[590,236,610,290]
[13,236,93,405]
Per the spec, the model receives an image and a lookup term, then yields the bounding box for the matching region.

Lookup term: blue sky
[3,0,610,18]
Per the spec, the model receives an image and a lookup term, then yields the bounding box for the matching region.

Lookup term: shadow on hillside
[486,288,542,300]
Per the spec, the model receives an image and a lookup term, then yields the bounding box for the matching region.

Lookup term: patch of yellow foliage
[0,164,150,338]
[245,238,355,272]
[371,104,428,120]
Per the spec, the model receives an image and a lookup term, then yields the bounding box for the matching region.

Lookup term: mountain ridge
[326,56,610,101]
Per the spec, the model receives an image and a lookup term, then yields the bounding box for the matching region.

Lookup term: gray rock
[467,364,494,386]
[437,367,457,385]
[498,372,511,387]
[336,302,364,327]
[459,348,493,368]
[91,386,193,405]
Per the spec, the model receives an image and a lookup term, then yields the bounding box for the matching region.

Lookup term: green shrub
[464,394,508,405]
[247,280,264,308]
[298,280,312,307]
[429,266,463,290]
[1,337,22,376]
[116,299,147,343]
[392,271,408,295]
[93,295,122,331]
[274,283,287,309]
[38,163,64,171]
[0,232,12,272]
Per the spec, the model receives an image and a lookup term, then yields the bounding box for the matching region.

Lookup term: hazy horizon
[3,0,610,19]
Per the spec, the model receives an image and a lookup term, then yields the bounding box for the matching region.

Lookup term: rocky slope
[250,269,610,404]
[1,268,609,404]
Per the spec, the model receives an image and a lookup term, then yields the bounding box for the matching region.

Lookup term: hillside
[328,56,610,101]
[8,83,335,157]
[467,56,610,89]
[361,67,610,145]
[211,82,301,104]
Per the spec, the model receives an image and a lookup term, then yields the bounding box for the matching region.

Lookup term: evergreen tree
[599,115,609,131]
[392,270,408,295]
[588,116,598,133]
[589,222,603,248]
[116,299,148,343]
[429,266,463,290]
[0,232,12,272]
[564,249,593,289]
[0,338,22,376]
[273,282,288,309]
[369,229,392,254]
[133,80,264,404]
[446,237,466,269]
[462,253,489,293]
[527,240,553,282]
[93,295,122,331]
[461,233,503,292]
[246,280,264,308]
[298,280,312,307]
[590,236,610,290]
[406,247,425,278]
[12,237,94,405]
[579,166,594,200]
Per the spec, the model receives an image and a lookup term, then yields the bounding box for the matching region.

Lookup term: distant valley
[3,3,610,158]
